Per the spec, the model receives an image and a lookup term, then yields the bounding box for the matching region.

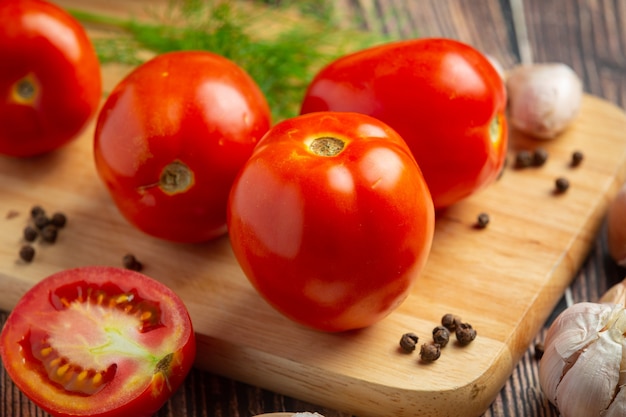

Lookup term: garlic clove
[607,183,626,267]
[506,63,583,139]
[539,302,626,417]
[554,328,621,417]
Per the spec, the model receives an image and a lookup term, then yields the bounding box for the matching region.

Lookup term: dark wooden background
[2,0,626,416]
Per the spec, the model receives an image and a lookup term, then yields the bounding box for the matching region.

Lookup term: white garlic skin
[506,63,583,139]
[608,183,626,267]
[539,302,626,417]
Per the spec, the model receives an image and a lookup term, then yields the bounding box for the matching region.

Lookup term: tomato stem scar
[12,74,39,105]
[309,137,345,157]
[159,161,194,195]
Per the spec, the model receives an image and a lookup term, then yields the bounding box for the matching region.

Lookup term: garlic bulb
[608,183,626,267]
[539,302,626,417]
[506,63,583,139]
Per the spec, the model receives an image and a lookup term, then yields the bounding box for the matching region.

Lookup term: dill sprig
[71,0,391,121]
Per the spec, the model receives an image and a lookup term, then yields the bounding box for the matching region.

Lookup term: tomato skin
[300,38,508,209]
[0,266,196,417]
[227,111,435,332]
[94,51,272,243]
[0,0,101,157]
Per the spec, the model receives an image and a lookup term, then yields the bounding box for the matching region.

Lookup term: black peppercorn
[399,332,419,353]
[476,212,490,229]
[456,322,477,345]
[33,214,50,229]
[533,147,549,166]
[123,254,143,272]
[30,205,45,219]
[419,343,441,362]
[23,226,38,242]
[515,150,533,169]
[432,326,450,348]
[19,245,35,262]
[441,313,461,332]
[571,150,584,167]
[555,177,570,193]
[50,212,67,228]
[40,225,58,243]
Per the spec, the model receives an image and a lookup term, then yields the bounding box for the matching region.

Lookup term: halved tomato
[0,266,196,417]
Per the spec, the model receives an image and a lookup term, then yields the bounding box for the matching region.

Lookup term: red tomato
[0,266,196,417]
[0,0,101,157]
[227,111,435,332]
[300,38,508,209]
[94,51,271,243]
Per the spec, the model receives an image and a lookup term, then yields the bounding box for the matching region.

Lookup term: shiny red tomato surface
[227,111,435,332]
[0,0,101,157]
[301,38,508,209]
[0,266,196,417]
[94,51,272,243]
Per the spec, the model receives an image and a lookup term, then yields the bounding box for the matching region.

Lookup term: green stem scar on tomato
[0,266,196,417]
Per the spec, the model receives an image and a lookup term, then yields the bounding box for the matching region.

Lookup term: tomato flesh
[0,266,196,417]
[227,111,435,332]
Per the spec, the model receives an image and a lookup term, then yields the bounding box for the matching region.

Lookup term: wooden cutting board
[2,16,626,417]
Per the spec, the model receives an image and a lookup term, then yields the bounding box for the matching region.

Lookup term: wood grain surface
[2,1,626,417]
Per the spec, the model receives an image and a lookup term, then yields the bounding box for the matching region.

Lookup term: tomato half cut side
[0,266,196,417]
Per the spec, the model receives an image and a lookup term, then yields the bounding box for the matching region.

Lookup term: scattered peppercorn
[399,332,419,353]
[441,313,461,332]
[533,147,549,166]
[40,225,58,243]
[419,343,441,362]
[534,342,545,360]
[571,150,584,167]
[50,212,67,228]
[515,150,533,168]
[555,177,570,193]
[23,226,38,242]
[30,205,45,219]
[33,214,50,230]
[475,212,490,229]
[19,245,35,262]
[456,322,477,345]
[123,254,144,271]
[432,326,450,348]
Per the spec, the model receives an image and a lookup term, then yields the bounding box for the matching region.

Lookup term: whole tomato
[0,0,101,157]
[0,266,196,417]
[94,51,272,243]
[301,38,508,209]
[227,111,435,332]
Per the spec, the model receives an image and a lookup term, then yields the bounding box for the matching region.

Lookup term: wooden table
[1,1,626,416]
